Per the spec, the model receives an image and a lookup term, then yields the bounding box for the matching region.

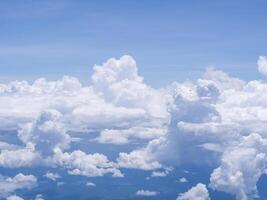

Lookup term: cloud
[0,145,41,168]
[117,138,164,170]
[86,182,96,187]
[258,56,267,76]
[151,171,167,177]
[2,55,267,199]
[53,149,123,177]
[6,195,24,200]
[18,109,70,157]
[0,173,37,198]
[95,127,166,145]
[176,183,210,200]
[210,133,267,200]
[44,172,60,181]
[179,177,188,183]
[135,190,159,196]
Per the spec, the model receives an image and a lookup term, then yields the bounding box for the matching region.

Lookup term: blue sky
[1,0,267,86]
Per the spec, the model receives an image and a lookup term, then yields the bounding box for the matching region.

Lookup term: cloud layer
[1,55,267,199]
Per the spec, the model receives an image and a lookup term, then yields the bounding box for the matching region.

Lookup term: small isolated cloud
[6,195,24,200]
[258,56,267,76]
[44,172,60,181]
[151,167,172,177]
[136,190,159,196]
[0,173,37,198]
[151,171,167,177]
[179,177,188,183]
[86,182,96,187]
[176,183,210,200]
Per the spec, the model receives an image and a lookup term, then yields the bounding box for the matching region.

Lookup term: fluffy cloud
[0,173,37,198]
[210,133,267,200]
[92,55,168,118]
[176,183,210,200]
[2,55,267,199]
[54,149,123,177]
[18,110,70,157]
[0,145,40,168]
[117,138,165,170]
[135,190,158,196]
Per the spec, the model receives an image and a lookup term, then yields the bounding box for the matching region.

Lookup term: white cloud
[0,145,40,168]
[179,177,188,183]
[0,173,37,198]
[6,195,24,200]
[54,149,122,177]
[176,183,210,200]
[44,172,60,181]
[95,127,166,145]
[2,55,267,199]
[258,56,267,76]
[210,133,267,200]
[136,190,159,196]
[86,182,96,187]
[151,171,167,177]
[18,109,70,157]
[117,138,164,170]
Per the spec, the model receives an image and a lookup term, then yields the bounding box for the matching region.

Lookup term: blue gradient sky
[1,0,267,86]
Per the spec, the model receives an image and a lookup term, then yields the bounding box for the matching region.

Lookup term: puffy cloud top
[176,183,210,200]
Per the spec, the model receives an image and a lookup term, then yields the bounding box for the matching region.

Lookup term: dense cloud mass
[1,55,267,199]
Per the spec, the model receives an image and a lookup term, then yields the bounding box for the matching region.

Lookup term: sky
[1,0,267,86]
[2,1,267,200]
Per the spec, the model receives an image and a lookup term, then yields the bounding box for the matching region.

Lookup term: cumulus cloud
[135,190,159,196]
[176,183,210,200]
[18,109,70,157]
[0,173,37,198]
[2,55,267,199]
[210,133,267,200]
[117,138,165,170]
[54,149,123,177]
[0,145,41,168]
